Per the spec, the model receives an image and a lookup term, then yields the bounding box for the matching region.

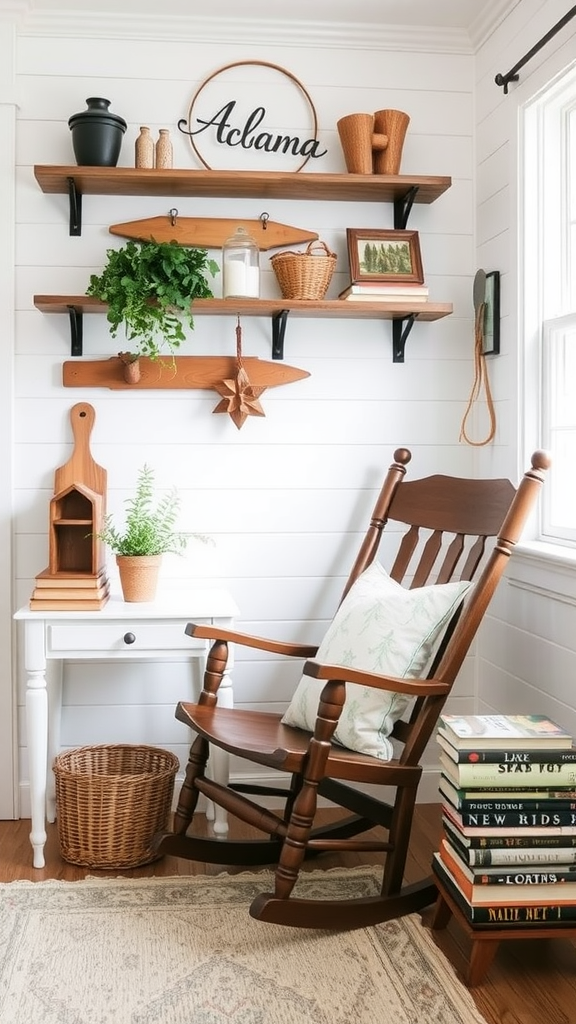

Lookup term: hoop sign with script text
[179,61,327,172]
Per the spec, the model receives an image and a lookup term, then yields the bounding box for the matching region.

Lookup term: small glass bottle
[222,226,260,299]
[135,126,154,168]
[155,128,173,169]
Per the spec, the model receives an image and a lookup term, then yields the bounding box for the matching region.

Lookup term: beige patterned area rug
[0,868,486,1024]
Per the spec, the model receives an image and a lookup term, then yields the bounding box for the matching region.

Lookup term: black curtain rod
[495,5,576,93]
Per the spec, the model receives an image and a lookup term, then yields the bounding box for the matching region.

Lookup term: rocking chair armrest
[302,659,450,696]
[186,622,318,658]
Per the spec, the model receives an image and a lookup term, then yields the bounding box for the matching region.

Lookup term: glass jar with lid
[222,227,260,299]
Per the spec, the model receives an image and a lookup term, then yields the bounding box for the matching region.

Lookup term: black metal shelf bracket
[272,309,290,359]
[67,306,83,356]
[394,186,419,229]
[392,314,415,363]
[67,177,82,236]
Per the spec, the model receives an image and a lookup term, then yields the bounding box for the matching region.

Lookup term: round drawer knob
[123,632,136,645]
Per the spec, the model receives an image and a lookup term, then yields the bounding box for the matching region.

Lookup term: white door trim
[0,13,18,819]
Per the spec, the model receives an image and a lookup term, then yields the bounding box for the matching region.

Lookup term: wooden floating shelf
[34,165,451,205]
[33,165,451,240]
[34,294,452,320]
[34,295,452,363]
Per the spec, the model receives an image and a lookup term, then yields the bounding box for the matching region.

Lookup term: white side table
[14,588,239,868]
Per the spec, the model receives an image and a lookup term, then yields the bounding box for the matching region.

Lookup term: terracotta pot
[119,353,141,383]
[116,555,162,602]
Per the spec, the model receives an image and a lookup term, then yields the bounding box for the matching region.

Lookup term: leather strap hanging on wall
[459,269,497,446]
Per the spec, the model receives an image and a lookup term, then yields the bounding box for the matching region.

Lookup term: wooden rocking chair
[155,448,549,929]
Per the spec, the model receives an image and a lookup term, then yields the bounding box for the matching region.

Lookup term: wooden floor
[2,803,576,1024]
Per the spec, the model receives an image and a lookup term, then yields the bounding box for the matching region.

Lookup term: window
[542,316,576,542]
[523,65,576,546]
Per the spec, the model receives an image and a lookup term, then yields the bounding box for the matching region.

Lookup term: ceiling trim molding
[468,0,523,50]
[0,2,29,21]
[19,12,474,53]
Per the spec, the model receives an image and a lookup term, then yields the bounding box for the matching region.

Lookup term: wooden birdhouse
[48,482,105,576]
[30,402,110,610]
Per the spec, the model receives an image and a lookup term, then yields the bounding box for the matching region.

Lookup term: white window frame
[523,64,576,547]
[541,315,576,544]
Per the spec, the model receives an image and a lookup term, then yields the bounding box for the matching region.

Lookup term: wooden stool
[430,872,576,986]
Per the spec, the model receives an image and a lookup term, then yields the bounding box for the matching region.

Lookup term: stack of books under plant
[432,713,576,927]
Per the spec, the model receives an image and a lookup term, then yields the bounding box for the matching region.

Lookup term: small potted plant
[96,464,187,601]
[86,239,219,380]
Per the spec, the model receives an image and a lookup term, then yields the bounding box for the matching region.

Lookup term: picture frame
[482,270,500,355]
[346,228,424,284]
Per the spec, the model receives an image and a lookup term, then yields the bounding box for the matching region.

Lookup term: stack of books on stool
[432,713,576,927]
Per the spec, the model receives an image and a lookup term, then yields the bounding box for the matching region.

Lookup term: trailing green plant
[96,464,188,556]
[86,239,219,361]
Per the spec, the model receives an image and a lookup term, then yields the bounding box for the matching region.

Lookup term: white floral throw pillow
[281,561,473,760]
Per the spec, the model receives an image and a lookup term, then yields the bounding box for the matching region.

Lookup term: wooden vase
[135,126,154,169]
[116,554,161,602]
[372,109,410,174]
[119,353,141,383]
[336,113,374,174]
[155,129,173,169]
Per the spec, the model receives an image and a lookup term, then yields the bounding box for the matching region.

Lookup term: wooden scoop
[54,402,107,498]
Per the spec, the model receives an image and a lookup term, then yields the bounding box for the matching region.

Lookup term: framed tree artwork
[346,228,424,284]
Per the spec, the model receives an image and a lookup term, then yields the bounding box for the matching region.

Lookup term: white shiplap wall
[9,13,478,814]
[473,0,576,736]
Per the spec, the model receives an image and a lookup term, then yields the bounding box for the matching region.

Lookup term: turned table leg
[467,939,500,987]
[431,893,453,929]
[430,879,501,986]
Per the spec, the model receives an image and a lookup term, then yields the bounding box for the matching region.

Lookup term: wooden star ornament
[213,365,267,428]
[212,318,267,428]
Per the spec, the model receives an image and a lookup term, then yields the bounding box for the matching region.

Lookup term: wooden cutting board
[108,216,319,250]
[54,402,107,497]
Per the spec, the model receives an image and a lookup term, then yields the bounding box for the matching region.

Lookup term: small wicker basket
[270,240,337,300]
[53,744,179,868]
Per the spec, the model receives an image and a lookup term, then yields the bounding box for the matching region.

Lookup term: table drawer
[47,620,206,654]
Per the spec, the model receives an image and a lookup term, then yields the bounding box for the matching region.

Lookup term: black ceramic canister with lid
[68,97,127,166]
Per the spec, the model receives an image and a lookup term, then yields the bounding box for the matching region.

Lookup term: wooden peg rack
[62,355,310,392]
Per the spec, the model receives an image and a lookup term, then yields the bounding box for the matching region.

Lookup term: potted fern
[86,239,219,380]
[96,464,187,601]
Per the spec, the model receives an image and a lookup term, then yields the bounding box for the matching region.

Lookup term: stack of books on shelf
[338,281,430,302]
[432,713,576,927]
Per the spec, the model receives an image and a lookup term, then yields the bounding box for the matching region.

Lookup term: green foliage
[361,240,412,275]
[86,239,219,360]
[96,465,188,556]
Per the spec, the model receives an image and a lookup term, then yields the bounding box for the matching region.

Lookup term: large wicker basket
[53,744,179,868]
[270,240,337,300]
